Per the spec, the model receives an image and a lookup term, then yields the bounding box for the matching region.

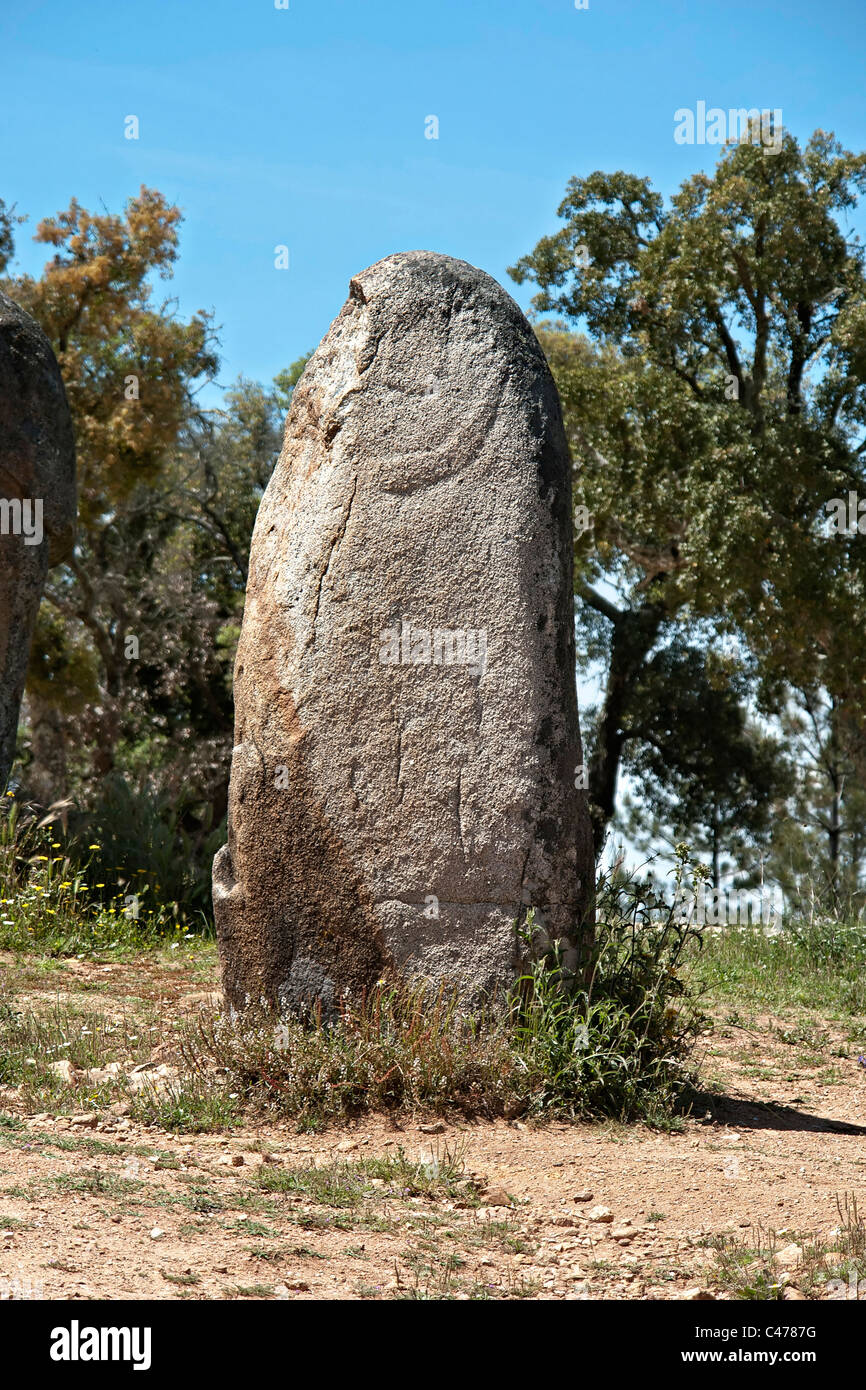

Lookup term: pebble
[48,1061,77,1083]
[588,1206,614,1223]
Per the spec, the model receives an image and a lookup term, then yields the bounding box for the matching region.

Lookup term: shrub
[183,857,707,1127]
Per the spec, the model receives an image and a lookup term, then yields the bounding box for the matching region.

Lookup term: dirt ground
[1,949,864,1301]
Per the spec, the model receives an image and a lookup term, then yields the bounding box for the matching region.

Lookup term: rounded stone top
[347,250,533,329]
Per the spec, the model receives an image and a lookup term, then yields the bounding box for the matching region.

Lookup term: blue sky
[2,0,864,396]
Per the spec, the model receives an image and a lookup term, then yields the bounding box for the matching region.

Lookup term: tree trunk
[586,597,666,861]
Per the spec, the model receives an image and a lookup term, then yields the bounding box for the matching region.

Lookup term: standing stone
[0,291,76,791]
[214,251,593,1013]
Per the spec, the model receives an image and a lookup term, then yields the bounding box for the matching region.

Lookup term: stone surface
[214,250,593,1013]
[0,290,76,789]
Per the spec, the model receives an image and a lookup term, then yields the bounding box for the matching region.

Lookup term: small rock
[572,1191,594,1203]
[336,1139,358,1153]
[484,1189,513,1207]
[588,1206,614,1223]
[419,1123,445,1135]
[150,1228,166,1240]
[48,1060,78,1084]
[69,1112,98,1128]
[775,1243,804,1267]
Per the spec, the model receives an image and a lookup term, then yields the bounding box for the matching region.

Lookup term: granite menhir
[214,251,593,1014]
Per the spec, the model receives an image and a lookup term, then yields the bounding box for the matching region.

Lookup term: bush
[513,859,707,1122]
[183,859,707,1128]
[0,793,211,954]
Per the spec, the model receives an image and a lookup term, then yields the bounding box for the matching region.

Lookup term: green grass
[161,1270,200,1286]
[691,918,866,1018]
[704,1195,866,1300]
[45,1171,145,1198]
[128,1074,240,1133]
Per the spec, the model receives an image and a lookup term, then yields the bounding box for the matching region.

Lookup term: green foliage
[0,795,213,953]
[518,130,866,870]
[618,641,791,881]
[513,862,707,1122]
[79,772,224,922]
[128,1075,240,1133]
[1,190,301,911]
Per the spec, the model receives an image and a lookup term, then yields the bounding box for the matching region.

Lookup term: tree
[767,685,866,912]
[513,128,866,858]
[0,189,308,906]
[616,642,790,887]
[1,188,219,791]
